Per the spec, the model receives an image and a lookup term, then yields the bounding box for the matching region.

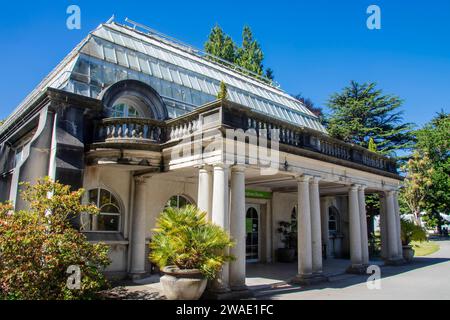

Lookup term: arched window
[82,188,122,232]
[110,103,140,118]
[246,207,259,261]
[165,195,192,209]
[329,207,340,234]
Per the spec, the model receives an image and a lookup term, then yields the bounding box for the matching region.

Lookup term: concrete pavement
[259,240,450,300]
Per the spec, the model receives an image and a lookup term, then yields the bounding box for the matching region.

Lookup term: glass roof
[0,21,327,135]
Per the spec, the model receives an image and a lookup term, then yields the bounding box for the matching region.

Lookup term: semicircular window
[109,102,141,118]
[165,195,192,209]
[81,188,122,232]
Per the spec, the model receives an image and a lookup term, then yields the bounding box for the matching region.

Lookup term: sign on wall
[245,189,272,200]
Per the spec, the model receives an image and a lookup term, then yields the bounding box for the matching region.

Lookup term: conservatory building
[0,19,404,295]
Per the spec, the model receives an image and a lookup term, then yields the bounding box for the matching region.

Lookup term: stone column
[210,164,230,292]
[229,166,247,291]
[348,185,363,272]
[310,177,323,274]
[295,175,313,280]
[130,177,148,278]
[379,194,388,259]
[386,190,400,261]
[393,191,403,258]
[197,165,213,219]
[358,186,370,265]
[320,197,330,258]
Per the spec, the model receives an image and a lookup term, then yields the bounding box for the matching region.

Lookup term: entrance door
[246,204,261,262]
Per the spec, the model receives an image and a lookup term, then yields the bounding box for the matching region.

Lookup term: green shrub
[149,205,234,280]
[401,219,427,246]
[0,177,110,300]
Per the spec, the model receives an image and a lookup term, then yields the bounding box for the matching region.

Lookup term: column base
[384,257,406,266]
[346,264,369,275]
[128,271,149,281]
[291,273,327,286]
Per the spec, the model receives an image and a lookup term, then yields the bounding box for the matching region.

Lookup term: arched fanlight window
[110,103,140,118]
[82,188,122,232]
[165,195,192,209]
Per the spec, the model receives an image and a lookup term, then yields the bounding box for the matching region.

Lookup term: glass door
[246,204,260,262]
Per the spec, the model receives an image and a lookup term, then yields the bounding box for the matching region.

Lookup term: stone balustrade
[93,100,398,174]
[96,117,166,143]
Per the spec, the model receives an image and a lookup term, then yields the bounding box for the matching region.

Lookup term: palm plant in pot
[276,221,297,262]
[150,205,235,300]
[400,219,427,262]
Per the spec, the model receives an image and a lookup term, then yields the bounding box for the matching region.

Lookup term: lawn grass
[411,241,440,256]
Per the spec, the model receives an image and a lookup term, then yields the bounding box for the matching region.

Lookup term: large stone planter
[160,266,207,300]
[277,248,296,263]
[402,245,415,262]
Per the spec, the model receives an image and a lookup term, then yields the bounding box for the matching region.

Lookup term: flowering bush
[0,177,110,300]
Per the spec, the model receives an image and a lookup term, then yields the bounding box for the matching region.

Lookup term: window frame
[82,188,122,233]
[165,194,192,209]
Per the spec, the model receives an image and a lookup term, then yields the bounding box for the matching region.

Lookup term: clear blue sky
[1,0,449,128]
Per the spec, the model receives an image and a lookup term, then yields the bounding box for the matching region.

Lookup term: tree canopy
[204,25,273,82]
[326,81,414,156]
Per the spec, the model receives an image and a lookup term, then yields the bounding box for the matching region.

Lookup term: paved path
[260,240,450,300]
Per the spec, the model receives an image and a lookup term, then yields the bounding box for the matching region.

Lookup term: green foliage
[149,205,235,280]
[327,81,414,157]
[265,68,274,81]
[400,153,434,223]
[204,25,273,82]
[416,112,450,217]
[401,219,427,245]
[204,25,237,64]
[217,81,228,100]
[0,177,110,300]
[400,112,450,228]
[368,137,378,153]
[277,221,297,250]
[236,26,264,76]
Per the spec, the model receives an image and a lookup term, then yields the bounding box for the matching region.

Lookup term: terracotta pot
[160,266,207,300]
[277,248,296,263]
[402,245,415,262]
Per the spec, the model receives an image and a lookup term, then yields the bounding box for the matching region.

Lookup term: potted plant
[400,219,427,262]
[276,221,297,262]
[150,205,235,300]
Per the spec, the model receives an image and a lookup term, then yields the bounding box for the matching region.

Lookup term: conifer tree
[327,81,414,157]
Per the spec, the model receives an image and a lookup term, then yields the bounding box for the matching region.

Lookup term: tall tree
[204,25,237,64]
[415,111,450,228]
[236,26,265,76]
[400,152,434,225]
[327,81,414,156]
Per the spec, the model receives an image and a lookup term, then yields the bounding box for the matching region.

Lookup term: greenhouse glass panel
[104,44,116,63]
[115,48,128,67]
[138,56,151,75]
[128,52,140,71]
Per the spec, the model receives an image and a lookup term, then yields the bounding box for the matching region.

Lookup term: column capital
[297,175,313,183]
[134,176,149,185]
[310,176,321,185]
[384,189,396,197]
[195,164,213,171]
[212,163,230,169]
[231,165,246,173]
[358,185,367,191]
[349,184,360,191]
